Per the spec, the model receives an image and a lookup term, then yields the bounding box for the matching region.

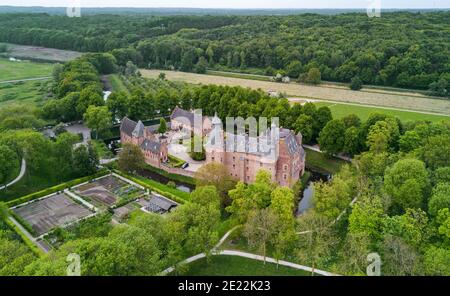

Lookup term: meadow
[0,80,51,110]
[142,70,450,121]
[0,58,53,81]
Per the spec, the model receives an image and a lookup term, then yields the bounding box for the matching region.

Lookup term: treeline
[0,14,240,52]
[0,12,449,95]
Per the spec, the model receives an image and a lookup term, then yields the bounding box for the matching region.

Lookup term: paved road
[0,158,26,190]
[0,76,51,84]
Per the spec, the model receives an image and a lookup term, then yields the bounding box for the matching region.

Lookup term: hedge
[7,170,110,208]
[5,218,44,257]
[168,154,185,168]
[113,170,190,204]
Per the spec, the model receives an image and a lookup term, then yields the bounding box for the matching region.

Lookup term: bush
[350,76,363,90]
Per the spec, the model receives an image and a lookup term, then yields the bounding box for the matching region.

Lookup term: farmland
[0,80,51,109]
[141,70,450,121]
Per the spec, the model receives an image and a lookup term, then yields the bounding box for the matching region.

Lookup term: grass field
[304,149,346,174]
[0,43,81,62]
[0,58,53,81]
[313,101,450,123]
[142,70,450,119]
[107,74,129,94]
[182,255,311,276]
[0,80,51,109]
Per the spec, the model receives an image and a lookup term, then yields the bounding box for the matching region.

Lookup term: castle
[120,107,306,188]
[204,114,306,187]
[120,117,169,168]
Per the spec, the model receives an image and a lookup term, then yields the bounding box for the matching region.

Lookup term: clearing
[0,43,82,62]
[0,58,53,81]
[141,70,450,119]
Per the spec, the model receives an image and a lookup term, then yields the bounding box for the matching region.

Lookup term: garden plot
[12,193,94,237]
[72,175,145,208]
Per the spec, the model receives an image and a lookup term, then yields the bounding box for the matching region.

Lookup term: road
[0,158,26,190]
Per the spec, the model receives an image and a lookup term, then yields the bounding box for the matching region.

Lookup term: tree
[294,115,313,144]
[158,72,166,80]
[366,118,400,153]
[183,186,221,259]
[305,68,321,85]
[286,61,303,78]
[318,119,346,155]
[157,118,168,134]
[384,159,430,212]
[0,145,18,186]
[428,183,450,217]
[84,106,112,140]
[348,195,385,241]
[343,126,361,156]
[421,135,450,170]
[107,91,129,120]
[118,143,145,173]
[381,235,421,276]
[270,186,295,228]
[296,210,337,275]
[342,114,361,129]
[125,61,138,76]
[194,162,237,207]
[350,76,363,90]
[243,208,279,264]
[73,143,99,176]
[423,246,450,276]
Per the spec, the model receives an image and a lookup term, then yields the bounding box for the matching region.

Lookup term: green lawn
[305,148,346,174]
[314,102,450,123]
[107,74,129,93]
[0,80,51,109]
[0,58,53,81]
[0,172,61,202]
[181,255,311,276]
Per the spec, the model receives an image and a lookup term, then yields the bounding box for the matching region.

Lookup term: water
[296,170,331,216]
[138,167,195,193]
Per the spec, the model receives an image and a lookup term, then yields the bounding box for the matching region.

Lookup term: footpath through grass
[182,255,311,276]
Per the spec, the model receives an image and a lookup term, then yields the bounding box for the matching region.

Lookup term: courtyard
[12,193,94,236]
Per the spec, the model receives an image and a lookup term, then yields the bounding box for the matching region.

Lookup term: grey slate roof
[140,139,161,153]
[132,120,145,137]
[120,117,137,136]
[170,106,195,125]
[147,195,177,212]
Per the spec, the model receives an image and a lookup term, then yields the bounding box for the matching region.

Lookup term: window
[284,164,288,171]
[284,174,287,180]
[212,157,215,161]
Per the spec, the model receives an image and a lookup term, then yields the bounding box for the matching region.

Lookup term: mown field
[0,43,82,62]
[181,255,311,276]
[0,58,53,81]
[141,70,450,120]
[313,101,450,123]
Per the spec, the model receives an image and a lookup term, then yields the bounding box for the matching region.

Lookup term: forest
[0,12,449,95]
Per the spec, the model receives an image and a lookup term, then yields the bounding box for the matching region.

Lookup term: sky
[2,0,450,9]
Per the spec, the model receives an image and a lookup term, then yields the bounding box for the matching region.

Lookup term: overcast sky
[2,1,450,9]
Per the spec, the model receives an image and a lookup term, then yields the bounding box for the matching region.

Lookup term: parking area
[73,175,145,208]
[13,193,94,236]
